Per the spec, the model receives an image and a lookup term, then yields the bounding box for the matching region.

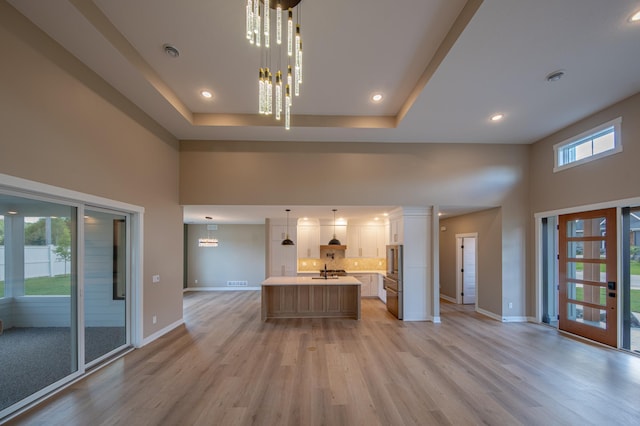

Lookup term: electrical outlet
[152,315,157,324]
[195,279,198,284]
[508,302,513,309]
[152,275,160,283]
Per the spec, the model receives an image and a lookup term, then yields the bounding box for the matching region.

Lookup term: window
[24,216,72,296]
[554,117,622,172]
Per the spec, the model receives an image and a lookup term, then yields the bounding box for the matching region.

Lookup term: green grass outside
[572,287,640,312]
[575,260,640,275]
[0,275,71,296]
[633,291,640,313]
[574,260,640,274]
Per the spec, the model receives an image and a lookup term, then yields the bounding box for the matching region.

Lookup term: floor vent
[226,280,249,287]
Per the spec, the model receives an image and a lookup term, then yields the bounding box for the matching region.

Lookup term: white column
[392,207,434,321]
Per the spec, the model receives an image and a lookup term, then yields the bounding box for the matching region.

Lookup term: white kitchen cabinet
[376,274,386,302]
[297,224,320,258]
[389,217,403,244]
[271,225,289,242]
[346,224,386,258]
[269,224,296,277]
[269,240,296,276]
[320,224,347,246]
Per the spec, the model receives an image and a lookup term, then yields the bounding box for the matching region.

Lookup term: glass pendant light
[266,69,273,115]
[285,84,291,130]
[245,0,304,129]
[264,1,270,48]
[246,0,253,41]
[295,25,301,96]
[276,1,283,45]
[328,209,341,245]
[258,68,265,114]
[282,209,295,245]
[275,71,282,120]
[287,8,293,57]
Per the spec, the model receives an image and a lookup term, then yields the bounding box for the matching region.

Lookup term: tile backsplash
[297,247,385,272]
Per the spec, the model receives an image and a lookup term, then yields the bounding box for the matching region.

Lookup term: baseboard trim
[476,307,502,322]
[140,319,184,347]
[439,294,457,304]
[476,307,528,323]
[183,287,262,292]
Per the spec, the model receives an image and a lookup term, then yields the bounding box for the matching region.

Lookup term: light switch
[152,275,160,283]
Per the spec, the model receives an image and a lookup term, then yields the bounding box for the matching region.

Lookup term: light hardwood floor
[8,291,640,425]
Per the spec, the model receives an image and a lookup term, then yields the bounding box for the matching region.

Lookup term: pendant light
[328,209,341,245]
[282,209,294,245]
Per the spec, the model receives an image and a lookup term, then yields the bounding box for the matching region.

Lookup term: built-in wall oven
[385,245,403,319]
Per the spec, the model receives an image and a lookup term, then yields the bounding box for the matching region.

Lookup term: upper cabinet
[389,215,403,244]
[319,224,347,246]
[269,221,297,277]
[297,219,320,258]
[346,221,387,258]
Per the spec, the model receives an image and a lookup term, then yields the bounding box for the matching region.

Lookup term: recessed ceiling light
[630,10,640,22]
[201,90,213,99]
[490,113,504,122]
[163,44,180,58]
[546,70,566,82]
[371,93,383,102]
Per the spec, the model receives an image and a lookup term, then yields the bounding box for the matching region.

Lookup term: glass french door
[558,208,617,347]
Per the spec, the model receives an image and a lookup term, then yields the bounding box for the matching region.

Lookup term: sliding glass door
[84,209,129,365]
[0,194,79,415]
[0,193,132,419]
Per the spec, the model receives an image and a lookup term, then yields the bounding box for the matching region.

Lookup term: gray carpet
[0,326,126,412]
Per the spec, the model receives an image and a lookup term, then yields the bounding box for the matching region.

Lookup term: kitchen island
[261,276,361,321]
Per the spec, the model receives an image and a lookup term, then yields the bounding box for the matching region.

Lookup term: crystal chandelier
[245,0,303,130]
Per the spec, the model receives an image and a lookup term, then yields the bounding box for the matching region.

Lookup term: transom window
[554,117,622,172]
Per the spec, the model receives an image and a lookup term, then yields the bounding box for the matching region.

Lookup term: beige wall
[530,92,640,213]
[186,224,266,288]
[439,208,502,313]
[529,91,640,316]
[180,141,529,208]
[0,4,183,338]
[181,140,531,318]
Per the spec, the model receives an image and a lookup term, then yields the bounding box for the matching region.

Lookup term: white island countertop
[261,276,362,286]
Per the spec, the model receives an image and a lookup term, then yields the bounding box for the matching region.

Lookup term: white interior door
[456,234,477,305]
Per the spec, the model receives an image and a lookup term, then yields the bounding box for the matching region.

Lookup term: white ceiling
[8,0,640,223]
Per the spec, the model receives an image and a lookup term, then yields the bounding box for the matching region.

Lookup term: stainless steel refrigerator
[384,245,403,319]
